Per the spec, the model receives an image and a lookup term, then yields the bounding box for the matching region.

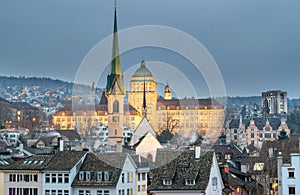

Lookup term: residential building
[0,155,53,195]
[262,90,287,115]
[72,152,136,195]
[149,148,224,195]
[278,153,300,195]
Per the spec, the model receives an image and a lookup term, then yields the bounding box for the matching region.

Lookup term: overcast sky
[1,0,300,98]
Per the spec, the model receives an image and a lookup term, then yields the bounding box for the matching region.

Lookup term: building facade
[262,90,287,115]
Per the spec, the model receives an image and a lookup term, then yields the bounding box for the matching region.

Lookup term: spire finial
[142,73,147,118]
[114,0,117,10]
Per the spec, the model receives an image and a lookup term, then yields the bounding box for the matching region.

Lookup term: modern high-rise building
[262,90,287,115]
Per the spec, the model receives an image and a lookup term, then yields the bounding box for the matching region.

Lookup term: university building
[52,3,224,142]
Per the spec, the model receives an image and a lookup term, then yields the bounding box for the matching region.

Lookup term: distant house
[149,148,224,195]
[226,117,290,148]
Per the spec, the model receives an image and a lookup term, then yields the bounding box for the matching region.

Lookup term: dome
[132,60,153,77]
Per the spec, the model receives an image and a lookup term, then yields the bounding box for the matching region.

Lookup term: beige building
[128,60,158,124]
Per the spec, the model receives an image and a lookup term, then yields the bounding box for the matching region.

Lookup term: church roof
[157,98,224,110]
[129,117,157,146]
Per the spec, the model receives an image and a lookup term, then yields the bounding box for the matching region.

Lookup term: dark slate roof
[0,155,53,170]
[130,154,152,168]
[0,97,8,102]
[72,153,122,187]
[149,150,214,191]
[213,143,248,163]
[94,152,130,170]
[56,130,82,140]
[228,117,282,130]
[9,102,38,110]
[44,151,87,171]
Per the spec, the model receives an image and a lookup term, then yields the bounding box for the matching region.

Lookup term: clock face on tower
[113,116,119,123]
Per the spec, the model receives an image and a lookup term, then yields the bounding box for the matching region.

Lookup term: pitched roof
[56,130,82,140]
[130,117,157,146]
[157,99,223,110]
[44,151,87,171]
[54,103,139,116]
[149,149,214,191]
[228,117,283,130]
[0,155,53,170]
[9,102,38,110]
[72,153,122,187]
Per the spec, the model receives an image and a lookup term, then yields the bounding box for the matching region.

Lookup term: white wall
[205,153,224,195]
[281,153,300,195]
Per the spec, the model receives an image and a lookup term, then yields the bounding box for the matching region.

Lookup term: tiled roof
[44,151,87,171]
[228,117,283,130]
[157,99,223,110]
[213,143,248,162]
[94,152,129,170]
[0,155,53,170]
[72,153,122,187]
[56,130,82,140]
[55,103,139,116]
[9,102,38,110]
[149,149,214,191]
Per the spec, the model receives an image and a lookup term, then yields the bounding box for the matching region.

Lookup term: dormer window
[185,179,195,186]
[97,172,103,181]
[79,171,84,181]
[86,171,91,181]
[104,171,111,181]
[162,179,172,185]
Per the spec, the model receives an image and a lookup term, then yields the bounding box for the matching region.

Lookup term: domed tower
[128,60,158,123]
[164,84,172,100]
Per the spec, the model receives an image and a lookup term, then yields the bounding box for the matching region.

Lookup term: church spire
[110,1,121,75]
[142,70,147,118]
[105,1,125,95]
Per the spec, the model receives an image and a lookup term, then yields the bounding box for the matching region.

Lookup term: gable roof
[44,151,87,171]
[149,149,214,191]
[72,153,123,187]
[130,117,157,146]
[228,117,283,130]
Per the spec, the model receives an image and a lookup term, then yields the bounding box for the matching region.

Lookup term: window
[212,177,218,191]
[185,179,195,185]
[86,172,91,181]
[86,190,91,195]
[122,173,125,183]
[58,174,63,183]
[97,172,103,181]
[138,185,141,192]
[34,174,38,182]
[113,101,119,113]
[52,174,56,183]
[64,190,69,195]
[97,190,103,195]
[45,190,50,195]
[141,185,146,192]
[79,190,84,195]
[104,172,110,181]
[58,190,63,195]
[265,133,271,138]
[138,173,140,181]
[288,170,295,178]
[251,133,254,138]
[9,174,16,182]
[79,172,84,181]
[289,186,295,195]
[104,190,109,195]
[64,174,69,183]
[129,172,133,183]
[162,179,172,185]
[51,190,56,195]
[225,153,231,160]
[142,173,146,181]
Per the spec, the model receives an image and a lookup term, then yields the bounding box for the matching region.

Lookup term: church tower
[105,3,126,146]
[164,84,172,100]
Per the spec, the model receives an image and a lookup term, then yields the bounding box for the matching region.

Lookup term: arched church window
[113,100,119,113]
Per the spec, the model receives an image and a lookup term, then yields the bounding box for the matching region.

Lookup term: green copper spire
[105,2,125,95]
[110,4,121,75]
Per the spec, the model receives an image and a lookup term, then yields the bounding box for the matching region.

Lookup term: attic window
[104,171,111,181]
[79,171,84,181]
[86,171,91,181]
[97,172,103,181]
[162,179,172,185]
[185,179,195,186]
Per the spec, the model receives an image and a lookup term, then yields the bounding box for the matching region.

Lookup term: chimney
[58,137,64,152]
[195,145,201,160]
[277,156,283,195]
